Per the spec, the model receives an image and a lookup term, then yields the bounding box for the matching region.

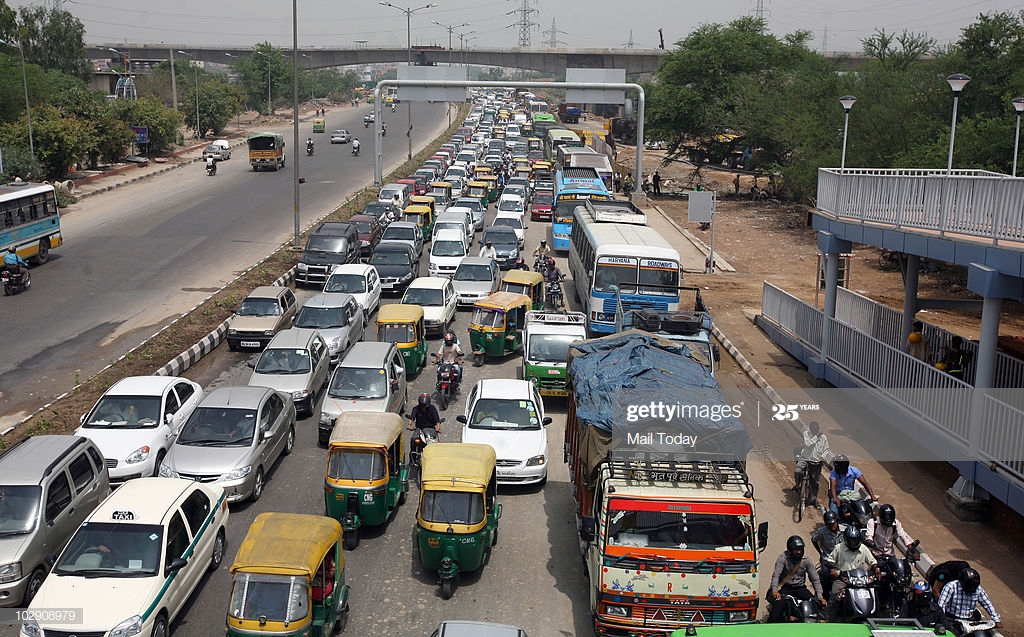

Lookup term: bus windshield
[594,257,638,293]
[638,259,680,293]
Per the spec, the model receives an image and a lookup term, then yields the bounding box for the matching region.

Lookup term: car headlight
[0,561,22,585]
[297,262,308,271]
[263,329,274,336]
[526,454,546,467]
[292,390,310,401]
[228,328,238,336]
[727,611,750,622]
[401,272,413,280]
[605,605,629,618]
[510,248,518,257]
[109,615,143,637]
[19,618,39,637]
[124,445,151,465]
[319,412,335,426]
[158,464,179,479]
[328,337,342,352]
[225,466,252,480]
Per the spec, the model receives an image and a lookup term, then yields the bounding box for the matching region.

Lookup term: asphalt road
[0,102,448,430]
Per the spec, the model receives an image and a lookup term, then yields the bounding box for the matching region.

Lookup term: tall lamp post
[177,51,201,138]
[945,74,970,175]
[457,30,475,66]
[839,95,856,172]
[256,50,273,114]
[380,1,438,161]
[1012,97,1024,177]
[224,53,242,129]
[0,38,34,160]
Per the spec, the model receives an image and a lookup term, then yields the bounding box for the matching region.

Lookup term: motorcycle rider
[828,453,877,514]
[864,503,918,560]
[351,138,361,155]
[4,247,29,278]
[433,331,464,388]
[823,525,881,621]
[306,137,314,154]
[544,256,564,283]
[533,239,551,261]
[381,122,387,136]
[205,156,217,175]
[938,568,1002,635]
[406,393,441,454]
[478,240,497,260]
[902,581,947,630]
[391,102,396,113]
[811,510,844,593]
[767,535,826,622]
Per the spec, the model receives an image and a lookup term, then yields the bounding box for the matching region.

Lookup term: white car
[324,263,382,319]
[402,276,458,336]
[330,129,352,144]
[492,212,527,249]
[497,194,526,217]
[457,379,551,485]
[22,478,228,637]
[76,376,205,483]
[428,229,468,278]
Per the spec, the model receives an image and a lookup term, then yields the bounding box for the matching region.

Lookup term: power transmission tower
[750,0,768,32]
[623,30,634,49]
[51,0,65,10]
[543,18,567,48]
[506,0,539,48]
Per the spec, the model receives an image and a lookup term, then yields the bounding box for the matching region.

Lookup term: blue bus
[0,182,62,264]
[567,200,681,336]
[551,167,611,251]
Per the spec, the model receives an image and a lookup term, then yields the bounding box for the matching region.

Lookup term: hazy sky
[11,0,1024,54]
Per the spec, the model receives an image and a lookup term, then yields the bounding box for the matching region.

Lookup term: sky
[9,0,1024,54]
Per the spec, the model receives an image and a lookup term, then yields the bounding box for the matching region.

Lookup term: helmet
[823,510,839,527]
[418,393,431,407]
[540,239,546,245]
[444,331,456,345]
[910,581,932,607]
[786,535,805,556]
[7,247,14,254]
[878,504,896,526]
[833,454,850,475]
[843,525,862,550]
[547,256,555,266]
[959,568,980,594]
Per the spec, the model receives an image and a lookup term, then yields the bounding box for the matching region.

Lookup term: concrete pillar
[901,254,920,343]
[816,232,853,374]
[966,263,1021,388]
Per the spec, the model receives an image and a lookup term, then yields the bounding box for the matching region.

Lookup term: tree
[50,82,132,167]
[109,95,182,152]
[16,5,90,79]
[0,144,40,182]
[227,42,294,114]
[183,81,245,138]
[0,0,16,38]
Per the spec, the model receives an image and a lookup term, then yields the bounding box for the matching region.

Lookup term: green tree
[0,144,40,182]
[183,80,245,138]
[227,42,293,114]
[16,5,90,79]
[51,82,132,167]
[0,0,16,38]
[109,95,182,152]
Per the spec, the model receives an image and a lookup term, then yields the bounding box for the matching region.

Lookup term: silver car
[292,294,366,365]
[248,329,332,416]
[452,257,500,307]
[159,386,296,503]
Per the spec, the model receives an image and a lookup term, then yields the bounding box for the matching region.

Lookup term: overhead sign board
[397,66,469,103]
[566,68,625,104]
[687,191,715,223]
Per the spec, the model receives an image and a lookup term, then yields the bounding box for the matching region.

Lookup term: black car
[481,226,520,270]
[368,242,419,293]
[362,201,396,226]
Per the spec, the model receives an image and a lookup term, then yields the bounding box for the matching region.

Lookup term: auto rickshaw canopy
[408,196,436,216]
[473,291,532,314]
[231,512,344,578]
[328,412,404,449]
[377,303,424,324]
[501,269,544,289]
[420,443,496,492]
[467,180,488,194]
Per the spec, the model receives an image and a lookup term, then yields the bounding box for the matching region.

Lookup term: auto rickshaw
[499,270,544,310]
[466,180,489,208]
[479,175,500,203]
[473,165,492,181]
[467,291,531,365]
[227,513,349,637]
[402,204,434,241]
[527,137,542,151]
[325,412,408,550]
[429,181,453,202]
[515,163,532,182]
[416,443,500,600]
[312,118,326,133]
[377,304,427,372]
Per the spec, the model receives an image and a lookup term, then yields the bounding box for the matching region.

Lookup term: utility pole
[542,18,567,48]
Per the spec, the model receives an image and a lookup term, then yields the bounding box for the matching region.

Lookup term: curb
[649,202,736,273]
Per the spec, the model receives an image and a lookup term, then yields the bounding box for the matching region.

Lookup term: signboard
[396,66,469,103]
[566,68,625,105]
[130,126,149,144]
[687,191,714,223]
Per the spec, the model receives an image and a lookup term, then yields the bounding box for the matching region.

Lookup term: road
[0,102,448,431]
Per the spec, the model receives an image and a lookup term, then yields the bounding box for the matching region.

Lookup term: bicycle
[793,451,817,523]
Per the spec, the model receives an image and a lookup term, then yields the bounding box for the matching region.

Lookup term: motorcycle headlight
[109,615,143,637]
[0,561,22,585]
[225,466,252,480]
[526,454,545,467]
[604,605,629,618]
[124,445,151,465]
[20,618,39,637]
[158,464,178,479]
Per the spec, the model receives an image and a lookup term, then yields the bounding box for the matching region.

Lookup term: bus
[528,100,548,114]
[552,167,612,251]
[0,182,62,264]
[385,86,399,104]
[532,112,557,140]
[568,200,681,336]
[544,128,581,162]
[555,144,597,171]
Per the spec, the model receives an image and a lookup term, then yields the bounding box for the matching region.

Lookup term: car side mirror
[165,413,174,425]
[542,417,552,426]
[757,521,769,551]
[247,362,256,369]
[712,344,721,362]
[262,429,272,442]
[456,415,467,424]
[580,516,596,542]
[80,414,86,424]
[164,557,187,577]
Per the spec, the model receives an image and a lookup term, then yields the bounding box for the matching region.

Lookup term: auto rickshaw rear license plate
[428,537,440,548]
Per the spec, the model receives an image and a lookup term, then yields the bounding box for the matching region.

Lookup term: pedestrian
[940,336,971,381]
[652,170,661,195]
[733,174,741,196]
[614,171,622,193]
[704,255,716,274]
[906,320,929,363]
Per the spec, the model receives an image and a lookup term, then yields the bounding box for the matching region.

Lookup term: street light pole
[178,51,200,138]
[0,38,34,160]
[839,95,856,173]
[380,1,438,161]
[946,74,970,176]
[1012,97,1024,177]
[169,48,178,113]
[432,21,467,129]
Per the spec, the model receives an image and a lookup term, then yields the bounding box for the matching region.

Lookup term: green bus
[532,112,557,140]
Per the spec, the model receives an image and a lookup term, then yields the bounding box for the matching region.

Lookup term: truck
[522,311,587,396]
[558,102,583,124]
[565,331,766,635]
[247,132,285,172]
[615,285,722,376]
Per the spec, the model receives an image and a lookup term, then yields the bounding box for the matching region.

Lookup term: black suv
[296,222,359,287]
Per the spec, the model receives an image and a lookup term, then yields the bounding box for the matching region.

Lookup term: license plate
[497,470,516,476]
[540,389,569,397]
[240,341,260,348]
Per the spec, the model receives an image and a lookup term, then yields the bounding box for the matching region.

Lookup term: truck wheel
[34,240,50,264]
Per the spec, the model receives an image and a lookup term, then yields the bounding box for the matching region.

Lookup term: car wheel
[22,568,46,606]
[283,426,295,455]
[151,614,168,637]
[251,467,265,502]
[209,529,225,571]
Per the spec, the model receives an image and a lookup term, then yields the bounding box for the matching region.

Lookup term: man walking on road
[652,171,661,196]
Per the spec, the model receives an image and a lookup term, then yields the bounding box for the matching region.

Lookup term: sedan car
[349,213,383,256]
[369,242,418,293]
[380,220,424,256]
[23,478,228,637]
[481,226,520,270]
[292,293,366,366]
[159,386,296,503]
[324,263,382,318]
[452,256,500,308]
[226,286,299,352]
[202,144,231,161]
[402,276,458,336]
[330,129,352,144]
[76,376,205,483]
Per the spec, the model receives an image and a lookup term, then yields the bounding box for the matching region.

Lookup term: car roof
[437,621,525,637]
[473,378,535,400]
[301,293,353,309]
[104,375,186,396]
[89,477,201,525]
[484,226,518,238]
[200,385,274,409]
[349,214,376,223]
[433,230,466,242]
[339,341,395,367]
[248,285,288,299]
[266,328,319,349]
[329,263,373,276]
[407,276,450,289]
[385,221,419,231]
[0,436,95,486]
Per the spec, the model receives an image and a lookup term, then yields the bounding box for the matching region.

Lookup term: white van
[378,183,411,210]
[428,229,468,278]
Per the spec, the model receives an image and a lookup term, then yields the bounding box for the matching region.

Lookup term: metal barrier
[761,282,823,350]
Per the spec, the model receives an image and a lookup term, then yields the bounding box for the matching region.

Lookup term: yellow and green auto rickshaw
[416,443,500,600]
[467,291,531,365]
[515,163,532,182]
[429,181,453,201]
[402,204,434,241]
[527,137,542,151]
[325,412,408,550]
[499,270,544,310]
[479,175,500,203]
[312,118,326,133]
[466,180,489,208]
[473,165,492,181]
[377,304,427,372]
[227,513,349,637]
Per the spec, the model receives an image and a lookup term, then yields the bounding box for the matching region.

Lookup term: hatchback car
[455,197,486,231]
[226,286,298,351]
[202,144,231,161]
[77,376,205,482]
[492,212,527,249]
[317,342,408,443]
[292,293,366,366]
[324,263,382,318]
[452,257,500,308]
[330,129,351,144]
[369,242,418,293]
[497,194,526,218]
[402,277,458,336]
[159,386,297,503]
[348,214,383,256]
[481,226,521,270]
[23,478,228,637]
[248,328,332,416]
[380,220,424,256]
[457,379,551,485]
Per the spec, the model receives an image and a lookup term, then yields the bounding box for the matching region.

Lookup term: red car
[398,177,426,196]
[349,214,383,256]
[531,189,554,221]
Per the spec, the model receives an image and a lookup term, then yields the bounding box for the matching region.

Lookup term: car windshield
[328,366,388,399]
[457,199,483,213]
[485,232,516,247]
[383,227,415,241]
[327,449,387,481]
[84,396,161,428]
[533,193,553,205]
[370,250,411,266]
[493,217,523,230]
[455,264,493,281]
[419,490,484,525]
[528,333,580,363]
[403,288,443,306]
[378,323,415,343]
[469,397,541,431]
[470,307,504,328]
[498,200,524,213]
[505,187,526,197]
[54,522,163,577]
[229,573,310,623]
[255,348,313,374]
[177,407,257,447]
[306,236,346,252]
[325,274,367,294]
[607,508,753,551]
[295,306,348,329]
[363,203,390,218]
[353,221,372,234]
[237,297,281,317]
[0,486,41,536]
[432,241,466,257]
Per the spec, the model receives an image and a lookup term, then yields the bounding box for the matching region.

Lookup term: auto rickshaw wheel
[473,351,484,367]
[344,529,359,551]
[440,577,455,600]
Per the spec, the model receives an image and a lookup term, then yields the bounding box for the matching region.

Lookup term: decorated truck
[522,311,587,397]
[565,331,766,635]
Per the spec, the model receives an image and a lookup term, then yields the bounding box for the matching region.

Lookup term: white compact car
[428,228,468,278]
[324,263,383,319]
[402,277,458,337]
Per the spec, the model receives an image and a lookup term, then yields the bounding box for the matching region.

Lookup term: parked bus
[247,132,286,171]
[551,167,611,251]
[544,128,581,162]
[0,182,62,264]
[568,200,681,336]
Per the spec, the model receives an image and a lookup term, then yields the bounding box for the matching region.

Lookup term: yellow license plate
[428,537,440,548]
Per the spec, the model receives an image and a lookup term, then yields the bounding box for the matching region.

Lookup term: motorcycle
[382,126,387,137]
[351,145,360,157]
[545,278,564,310]
[768,594,824,623]
[533,256,548,274]
[391,104,396,113]
[363,117,370,128]
[434,360,460,410]
[838,496,874,530]
[306,143,314,156]
[205,160,217,176]
[875,540,920,617]
[407,417,444,483]
[833,569,878,623]
[1,268,31,296]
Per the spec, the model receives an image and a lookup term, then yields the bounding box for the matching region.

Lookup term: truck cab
[522,311,586,397]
